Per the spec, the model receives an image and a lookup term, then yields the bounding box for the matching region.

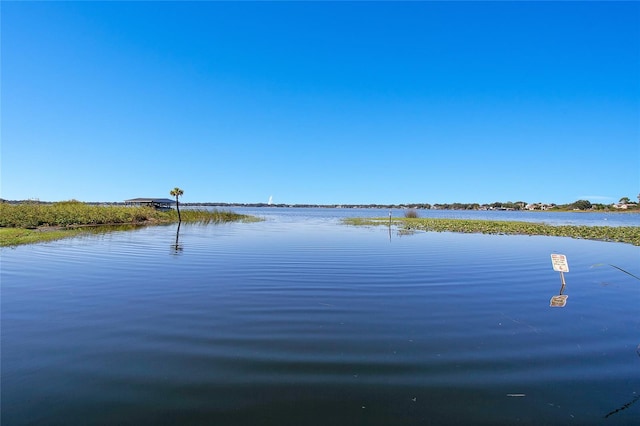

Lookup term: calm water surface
[2,209,639,425]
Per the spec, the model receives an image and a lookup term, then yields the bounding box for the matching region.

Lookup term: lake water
[2,208,639,425]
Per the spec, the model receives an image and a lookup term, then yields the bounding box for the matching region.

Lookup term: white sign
[551,254,569,273]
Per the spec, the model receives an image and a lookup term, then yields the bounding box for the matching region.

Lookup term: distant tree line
[182,200,638,211]
[2,196,638,211]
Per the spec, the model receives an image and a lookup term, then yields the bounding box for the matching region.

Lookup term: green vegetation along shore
[0,201,258,247]
[344,217,640,246]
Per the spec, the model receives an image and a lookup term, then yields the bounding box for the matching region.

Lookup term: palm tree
[170,187,184,222]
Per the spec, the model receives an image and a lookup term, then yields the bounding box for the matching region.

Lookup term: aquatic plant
[344,217,640,246]
[404,209,419,218]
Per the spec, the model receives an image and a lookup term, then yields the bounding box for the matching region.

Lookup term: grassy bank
[344,217,640,246]
[0,201,258,246]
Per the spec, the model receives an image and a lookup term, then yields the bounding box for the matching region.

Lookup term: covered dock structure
[124,198,175,209]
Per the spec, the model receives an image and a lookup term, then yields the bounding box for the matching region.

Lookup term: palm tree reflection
[172,222,183,254]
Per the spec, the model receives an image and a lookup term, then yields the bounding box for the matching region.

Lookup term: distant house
[124,198,175,209]
[525,203,552,211]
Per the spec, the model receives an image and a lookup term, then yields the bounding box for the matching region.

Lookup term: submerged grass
[0,201,259,247]
[0,227,88,246]
[344,217,640,246]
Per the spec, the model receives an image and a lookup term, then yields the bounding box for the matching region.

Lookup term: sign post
[550,254,569,307]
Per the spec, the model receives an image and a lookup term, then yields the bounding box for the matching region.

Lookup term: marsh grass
[0,201,162,228]
[344,217,640,246]
[172,209,259,224]
[0,201,258,246]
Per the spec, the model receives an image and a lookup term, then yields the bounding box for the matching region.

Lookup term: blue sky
[2,1,638,205]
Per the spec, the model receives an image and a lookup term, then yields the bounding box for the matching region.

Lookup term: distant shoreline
[2,200,639,213]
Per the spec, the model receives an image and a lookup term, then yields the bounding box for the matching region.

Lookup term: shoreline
[3,216,639,248]
[344,217,640,246]
[3,200,639,213]
[0,204,258,247]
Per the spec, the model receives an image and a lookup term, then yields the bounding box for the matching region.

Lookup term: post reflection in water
[549,280,568,307]
[172,223,183,254]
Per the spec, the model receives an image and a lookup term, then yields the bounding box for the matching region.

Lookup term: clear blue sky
[2,1,639,205]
